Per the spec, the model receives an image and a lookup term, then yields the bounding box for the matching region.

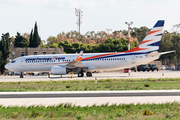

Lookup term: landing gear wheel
[48,73,50,78]
[20,73,23,78]
[78,72,84,77]
[86,72,92,77]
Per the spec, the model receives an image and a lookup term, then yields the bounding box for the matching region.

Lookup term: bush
[106,79,113,82]
[76,114,84,120]
[66,85,72,88]
[143,110,154,116]
[165,111,177,118]
[144,83,150,87]
[31,111,42,118]
[105,84,113,88]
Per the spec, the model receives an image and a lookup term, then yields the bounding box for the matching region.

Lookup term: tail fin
[126,20,164,53]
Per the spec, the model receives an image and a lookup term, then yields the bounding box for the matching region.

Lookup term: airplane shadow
[48,75,135,79]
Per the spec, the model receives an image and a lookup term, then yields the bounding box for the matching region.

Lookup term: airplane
[5,20,174,78]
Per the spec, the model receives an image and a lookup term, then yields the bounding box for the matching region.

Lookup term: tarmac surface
[1,91,180,98]
[1,91,180,106]
[0,70,180,106]
[0,70,179,82]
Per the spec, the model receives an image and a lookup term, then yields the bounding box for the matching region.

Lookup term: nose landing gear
[20,73,23,78]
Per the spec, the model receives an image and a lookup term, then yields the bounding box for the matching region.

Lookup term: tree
[0,51,3,66]
[0,33,10,74]
[131,26,150,43]
[47,36,58,46]
[29,29,33,47]
[14,32,29,47]
[29,22,41,47]
[50,43,59,48]
[40,44,49,48]
[10,36,15,44]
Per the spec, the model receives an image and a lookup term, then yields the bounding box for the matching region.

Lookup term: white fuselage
[5,52,159,72]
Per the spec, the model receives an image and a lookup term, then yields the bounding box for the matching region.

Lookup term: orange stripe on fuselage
[82,52,124,60]
[124,46,148,53]
[82,46,148,60]
[147,30,161,35]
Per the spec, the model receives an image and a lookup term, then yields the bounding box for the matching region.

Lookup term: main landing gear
[78,72,84,77]
[77,71,92,77]
[86,72,92,77]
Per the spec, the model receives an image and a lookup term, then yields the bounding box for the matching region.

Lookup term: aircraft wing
[66,49,88,69]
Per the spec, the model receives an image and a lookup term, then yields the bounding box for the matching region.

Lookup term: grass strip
[0,78,180,91]
[0,102,180,119]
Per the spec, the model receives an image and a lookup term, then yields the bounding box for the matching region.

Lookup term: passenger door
[131,55,135,64]
[20,58,25,71]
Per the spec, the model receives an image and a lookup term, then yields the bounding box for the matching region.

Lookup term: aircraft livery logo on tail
[124,20,164,54]
[138,20,164,52]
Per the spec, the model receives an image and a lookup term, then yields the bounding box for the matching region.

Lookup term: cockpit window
[11,60,16,63]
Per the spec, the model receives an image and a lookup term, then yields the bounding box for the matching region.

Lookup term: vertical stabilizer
[126,20,164,53]
[139,20,164,52]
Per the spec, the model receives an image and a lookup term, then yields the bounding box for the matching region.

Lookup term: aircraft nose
[5,63,10,70]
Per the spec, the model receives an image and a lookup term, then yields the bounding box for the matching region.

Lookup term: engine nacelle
[50,66,67,75]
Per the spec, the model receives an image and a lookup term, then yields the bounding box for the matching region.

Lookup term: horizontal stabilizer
[159,50,175,55]
[146,51,159,57]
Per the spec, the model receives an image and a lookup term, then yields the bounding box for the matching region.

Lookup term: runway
[1,71,180,106]
[0,90,180,106]
[0,70,180,82]
[1,90,180,98]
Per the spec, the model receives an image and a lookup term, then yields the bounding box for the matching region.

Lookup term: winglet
[75,49,84,61]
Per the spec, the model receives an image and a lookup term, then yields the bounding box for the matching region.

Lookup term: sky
[0,0,180,40]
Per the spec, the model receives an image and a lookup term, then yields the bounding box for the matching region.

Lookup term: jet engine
[50,66,67,75]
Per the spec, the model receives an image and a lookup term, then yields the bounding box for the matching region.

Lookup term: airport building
[8,43,64,60]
